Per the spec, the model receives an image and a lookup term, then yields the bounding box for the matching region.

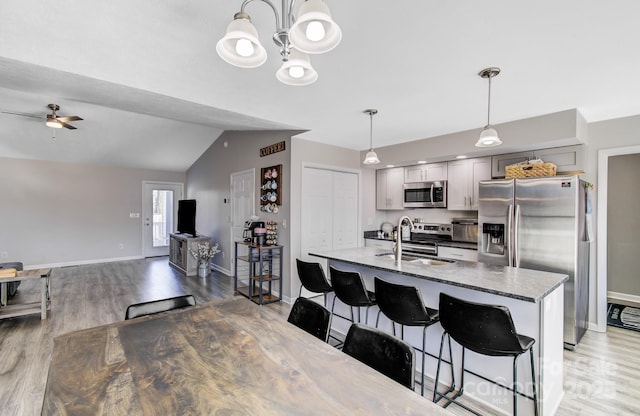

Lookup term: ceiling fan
[1,103,83,130]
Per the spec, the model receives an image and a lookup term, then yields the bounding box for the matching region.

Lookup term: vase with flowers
[189,242,220,277]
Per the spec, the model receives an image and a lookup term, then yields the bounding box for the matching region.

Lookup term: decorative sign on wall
[260,141,286,157]
[260,164,282,213]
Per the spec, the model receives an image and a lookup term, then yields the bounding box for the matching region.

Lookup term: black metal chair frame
[287,297,332,343]
[329,266,377,328]
[433,293,539,416]
[373,277,442,396]
[343,323,416,390]
[124,294,196,320]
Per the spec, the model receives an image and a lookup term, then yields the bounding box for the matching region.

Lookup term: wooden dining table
[42,297,448,415]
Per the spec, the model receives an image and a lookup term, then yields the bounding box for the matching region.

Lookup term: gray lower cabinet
[364,238,394,250]
[169,233,211,276]
[491,144,584,178]
[437,246,478,262]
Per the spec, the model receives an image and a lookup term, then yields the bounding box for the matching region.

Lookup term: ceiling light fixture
[216,0,341,86]
[363,109,380,165]
[476,67,503,147]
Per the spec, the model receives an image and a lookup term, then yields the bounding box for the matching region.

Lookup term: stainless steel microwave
[403,181,447,208]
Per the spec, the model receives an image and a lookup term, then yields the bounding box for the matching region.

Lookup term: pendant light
[363,109,380,165]
[475,67,503,147]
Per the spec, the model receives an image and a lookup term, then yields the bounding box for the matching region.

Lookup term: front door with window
[142,182,184,257]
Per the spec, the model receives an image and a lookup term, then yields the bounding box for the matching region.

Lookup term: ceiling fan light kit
[475,67,503,148]
[217,0,341,86]
[362,109,381,165]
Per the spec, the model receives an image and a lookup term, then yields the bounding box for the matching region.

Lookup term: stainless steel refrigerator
[478,175,590,349]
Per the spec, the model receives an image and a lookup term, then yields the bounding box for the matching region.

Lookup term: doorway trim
[141,181,184,257]
[230,169,256,274]
[596,144,640,331]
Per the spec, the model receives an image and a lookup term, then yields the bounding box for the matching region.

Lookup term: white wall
[0,157,185,267]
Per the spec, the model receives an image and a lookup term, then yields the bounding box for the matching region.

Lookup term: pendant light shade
[276,49,318,86]
[362,109,380,165]
[475,67,502,148]
[216,13,267,68]
[289,0,342,54]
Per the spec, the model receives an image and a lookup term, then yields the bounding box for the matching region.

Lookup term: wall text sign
[260,141,286,157]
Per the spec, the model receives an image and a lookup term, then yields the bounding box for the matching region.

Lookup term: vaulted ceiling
[1,1,639,171]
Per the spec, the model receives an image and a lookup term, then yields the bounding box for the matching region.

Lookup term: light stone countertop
[310,247,568,303]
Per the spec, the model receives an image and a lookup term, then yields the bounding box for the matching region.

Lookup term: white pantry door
[301,167,359,262]
[230,169,255,265]
[142,182,183,257]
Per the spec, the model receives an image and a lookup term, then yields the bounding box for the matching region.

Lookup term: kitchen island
[310,247,567,416]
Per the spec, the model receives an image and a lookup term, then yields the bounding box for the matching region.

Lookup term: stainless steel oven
[403,181,447,208]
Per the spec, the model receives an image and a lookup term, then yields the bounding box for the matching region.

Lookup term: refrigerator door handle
[514,204,521,268]
[507,204,514,267]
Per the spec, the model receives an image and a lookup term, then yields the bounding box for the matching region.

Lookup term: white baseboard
[27,256,145,270]
[211,264,232,276]
[607,291,640,306]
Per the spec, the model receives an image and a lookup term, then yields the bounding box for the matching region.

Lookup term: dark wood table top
[42,297,446,415]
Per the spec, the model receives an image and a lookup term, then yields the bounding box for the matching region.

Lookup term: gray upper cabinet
[447,157,491,211]
[491,145,585,178]
[404,162,448,183]
[376,167,405,210]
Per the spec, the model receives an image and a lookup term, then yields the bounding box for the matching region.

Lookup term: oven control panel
[412,223,452,235]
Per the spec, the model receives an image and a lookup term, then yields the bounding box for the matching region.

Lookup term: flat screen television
[177,199,197,236]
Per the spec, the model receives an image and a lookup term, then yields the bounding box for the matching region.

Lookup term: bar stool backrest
[287,297,331,342]
[296,259,333,294]
[374,277,431,326]
[343,323,416,389]
[439,293,526,357]
[125,295,196,320]
[329,267,373,307]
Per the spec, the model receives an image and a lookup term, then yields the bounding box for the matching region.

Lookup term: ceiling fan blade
[60,121,77,130]
[1,110,43,119]
[56,115,83,122]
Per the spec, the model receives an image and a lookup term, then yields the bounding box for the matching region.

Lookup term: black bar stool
[295,259,334,308]
[434,293,539,416]
[343,323,416,390]
[374,277,440,396]
[329,266,377,326]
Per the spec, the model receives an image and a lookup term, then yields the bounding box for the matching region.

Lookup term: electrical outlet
[129,213,140,218]
[119,243,125,250]
[0,251,8,259]
[222,251,225,259]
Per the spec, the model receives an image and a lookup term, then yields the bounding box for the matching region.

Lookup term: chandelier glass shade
[216,0,341,86]
[475,67,503,148]
[276,48,318,86]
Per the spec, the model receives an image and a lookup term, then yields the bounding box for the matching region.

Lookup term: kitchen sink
[411,258,452,266]
[375,252,453,265]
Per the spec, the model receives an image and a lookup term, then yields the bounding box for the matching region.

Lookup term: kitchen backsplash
[366,208,477,231]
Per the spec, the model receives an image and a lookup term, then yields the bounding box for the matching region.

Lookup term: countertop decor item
[216,0,341,86]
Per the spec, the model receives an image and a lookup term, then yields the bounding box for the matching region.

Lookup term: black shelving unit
[234,241,282,305]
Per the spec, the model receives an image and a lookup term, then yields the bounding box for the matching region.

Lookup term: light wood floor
[1,258,638,415]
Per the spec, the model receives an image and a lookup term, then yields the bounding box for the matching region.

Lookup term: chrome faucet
[394,216,415,264]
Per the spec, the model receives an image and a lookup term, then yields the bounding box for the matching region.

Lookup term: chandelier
[216,0,342,86]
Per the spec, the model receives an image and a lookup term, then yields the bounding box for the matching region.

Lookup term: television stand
[169,233,211,276]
